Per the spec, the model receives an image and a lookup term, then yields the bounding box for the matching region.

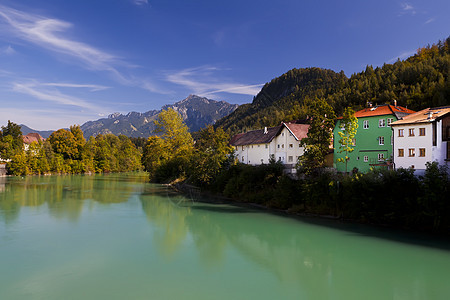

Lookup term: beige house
[230,122,309,172]
[391,106,450,174]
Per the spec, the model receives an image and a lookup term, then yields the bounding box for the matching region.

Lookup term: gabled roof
[341,104,415,119]
[22,133,45,144]
[390,106,450,126]
[230,122,309,146]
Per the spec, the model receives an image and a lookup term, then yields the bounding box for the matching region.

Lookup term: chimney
[264,127,268,134]
[394,100,397,107]
[427,111,434,120]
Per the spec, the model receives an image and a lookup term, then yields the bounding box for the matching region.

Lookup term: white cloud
[166,66,263,98]
[12,81,105,111]
[0,45,15,55]
[42,82,110,91]
[0,5,167,95]
[0,5,124,72]
[424,17,435,24]
[400,2,416,15]
[387,50,416,63]
[132,0,149,6]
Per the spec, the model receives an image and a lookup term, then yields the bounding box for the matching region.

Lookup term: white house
[230,122,309,172]
[391,106,450,174]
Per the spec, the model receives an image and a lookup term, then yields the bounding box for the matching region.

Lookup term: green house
[333,104,415,173]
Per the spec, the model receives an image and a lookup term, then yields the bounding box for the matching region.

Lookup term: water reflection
[0,173,148,225]
[1,174,450,299]
[140,190,450,300]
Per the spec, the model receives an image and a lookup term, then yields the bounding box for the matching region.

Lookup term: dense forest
[0,121,141,175]
[216,37,450,136]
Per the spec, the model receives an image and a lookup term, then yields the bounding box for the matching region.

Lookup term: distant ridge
[80,95,238,138]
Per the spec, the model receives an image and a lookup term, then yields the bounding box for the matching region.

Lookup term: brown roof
[338,104,415,119]
[230,122,309,146]
[22,133,45,144]
[390,106,450,126]
[284,123,309,140]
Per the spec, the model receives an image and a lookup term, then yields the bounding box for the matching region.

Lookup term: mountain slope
[80,95,238,138]
[216,37,450,136]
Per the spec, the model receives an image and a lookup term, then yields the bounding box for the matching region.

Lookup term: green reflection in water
[1,173,450,300]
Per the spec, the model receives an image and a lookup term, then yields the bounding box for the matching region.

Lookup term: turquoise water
[1,173,449,299]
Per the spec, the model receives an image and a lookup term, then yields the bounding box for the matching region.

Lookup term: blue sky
[0,0,448,130]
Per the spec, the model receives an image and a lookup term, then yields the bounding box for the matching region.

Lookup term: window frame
[379,119,386,128]
[398,149,404,157]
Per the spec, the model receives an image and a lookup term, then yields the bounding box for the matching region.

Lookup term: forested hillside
[217,37,450,136]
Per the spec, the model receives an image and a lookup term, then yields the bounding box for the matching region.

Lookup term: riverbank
[171,162,450,236]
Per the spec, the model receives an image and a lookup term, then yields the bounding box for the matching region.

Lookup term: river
[0,173,449,299]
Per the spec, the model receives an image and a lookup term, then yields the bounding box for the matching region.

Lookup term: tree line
[0,122,141,175]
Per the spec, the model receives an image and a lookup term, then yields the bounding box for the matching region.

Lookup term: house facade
[230,122,309,171]
[333,104,415,173]
[390,106,450,175]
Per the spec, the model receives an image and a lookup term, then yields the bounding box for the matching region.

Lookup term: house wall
[393,123,432,171]
[233,126,305,167]
[334,115,395,173]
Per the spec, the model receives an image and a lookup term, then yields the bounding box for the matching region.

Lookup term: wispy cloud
[424,17,435,24]
[0,45,15,55]
[0,5,167,95]
[400,2,416,16]
[0,5,124,72]
[166,66,263,97]
[387,50,416,63]
[132,0,149,6]
[42,82,110,92]
[12,81,105,111]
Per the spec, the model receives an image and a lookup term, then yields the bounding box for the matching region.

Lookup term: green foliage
[0,120,23,159]
[142,108,194,182]
[336,107,358,172]
[297,97,336,175]
[3,122,141,176]
[189,126,235,186]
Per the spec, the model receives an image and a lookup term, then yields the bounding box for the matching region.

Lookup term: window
[379,119,386,127]
[387,118,394,126]
[409,128,415,136]
[398,129,404,137]
[261,159,264,163]
[419,128,425,136]
[289,144,293,148]
[379,136,385,145]
[352,138,356,146]
[340,123,345,130]
[282,132,284,136]
[277,144,280,149]
[288,156,293,162]
[419,148,426,157]
[282,144,284,148]
[408,148,415,157]
[242,156,244,162]
[265,144,268,149]
[364,156,368,162]
[391,135,393,145]
[242,146,244,151]
[398,149,404,157]
[378,153,384,161]
[258,145,260,148]
[363,120,369,129]
[251,145,253,148]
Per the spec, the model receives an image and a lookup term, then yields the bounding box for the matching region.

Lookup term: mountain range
[21,95,238,139]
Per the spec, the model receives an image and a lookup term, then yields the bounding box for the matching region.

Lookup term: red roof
[22,133,45,144]
[338,104,415,119]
